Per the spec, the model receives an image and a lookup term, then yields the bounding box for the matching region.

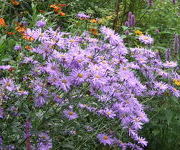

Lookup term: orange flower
[22,34,34,41]
[15,25,26,33]
[58,12,66,16]
[11,0,20,6]
[25,45,32,50]
[0,18,7,27]
[50,4,61,12]
[90,19,98,23]
[89,28,98,35]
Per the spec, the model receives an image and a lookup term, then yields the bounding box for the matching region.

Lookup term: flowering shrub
[0,23,179,149]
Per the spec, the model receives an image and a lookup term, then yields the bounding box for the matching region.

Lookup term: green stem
[0,2,6,17]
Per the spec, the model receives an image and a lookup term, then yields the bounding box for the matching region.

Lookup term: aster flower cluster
[0,24,179,149]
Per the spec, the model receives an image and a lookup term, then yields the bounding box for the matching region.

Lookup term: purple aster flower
[34,93,48,107]
[163,61,177,68]
[76,13,90,19]
[44,62,59,75]
[37,132,52,150]
[53,94,63,104]
[14,45,22,51]
[23,56,39,64]
[0,136,2,145]
[70,70,87,85]
[131,116,143,130]
[0,78,16,91]
[0,65,12,70]
[36,20,46,28]
[100,26,115,38]
[59,76,72,92]
[8,106,19,116]
[97,133,114,145]
[103,108,116,118]
[63,110,78,120]
[26,28,42,40]
[154,81,168,92]
[0,108,4,119]
[21,21,29,26]
[85,125,94,132]
[135,136,148,147]
[16,89,29,96]
[139,35,154,45]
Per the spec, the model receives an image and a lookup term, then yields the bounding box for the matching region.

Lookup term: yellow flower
[134,30,143,35]
[173,79,180,86]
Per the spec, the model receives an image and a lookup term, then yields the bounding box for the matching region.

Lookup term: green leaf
[62,142,75,149]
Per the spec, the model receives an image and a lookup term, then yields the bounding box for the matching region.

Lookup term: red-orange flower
[6,32,15,35]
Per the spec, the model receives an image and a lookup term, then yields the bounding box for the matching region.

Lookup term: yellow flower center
[103,136,109,140]
[68,112,74,115]
[123,67,127,70]
[95,75,101,78]
[87,56,93,59]
[69,40,75,43]
[62,80,67,84]
[77,73,83,78]
[143,36,149,40]
[107,112,111,115]
[5,82,11,87]
[57,95,61,99]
